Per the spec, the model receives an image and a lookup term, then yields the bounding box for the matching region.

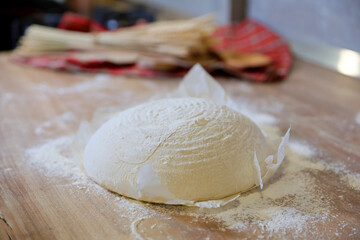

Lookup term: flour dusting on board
[26,117,360,238]
[25,66,360,239]
[288,140,315,158]
[1,92,15,105]
[33,74,112,95]
[356,112,360,125]
[26,136,164,222]
[35,112,77,135]
[25,129,360,239]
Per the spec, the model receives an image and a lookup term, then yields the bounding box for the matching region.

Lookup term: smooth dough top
[84,97,270,203]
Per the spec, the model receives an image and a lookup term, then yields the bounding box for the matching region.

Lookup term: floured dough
[84,97,272,203]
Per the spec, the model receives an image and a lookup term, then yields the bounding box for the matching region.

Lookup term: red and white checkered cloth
[12,13,292,82]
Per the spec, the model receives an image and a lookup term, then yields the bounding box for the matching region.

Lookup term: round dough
[84,97,270,203]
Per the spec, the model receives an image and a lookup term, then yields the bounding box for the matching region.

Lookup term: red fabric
[12,55,187,77]
[14,16,292,82]
[212,20,292,82]
[58,12,107,32]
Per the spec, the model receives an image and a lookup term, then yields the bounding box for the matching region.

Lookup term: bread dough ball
[84,98,270,203]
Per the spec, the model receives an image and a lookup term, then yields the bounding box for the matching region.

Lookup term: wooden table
[1,53,359,239]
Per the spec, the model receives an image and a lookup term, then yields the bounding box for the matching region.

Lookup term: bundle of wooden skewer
[15,14,272,71]
[16,15,214,56]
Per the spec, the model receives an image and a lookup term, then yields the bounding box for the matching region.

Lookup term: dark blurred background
[0,0,157,51]
[1,0,359,52]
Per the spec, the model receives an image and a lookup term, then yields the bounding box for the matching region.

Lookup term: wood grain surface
[0,53,359,239]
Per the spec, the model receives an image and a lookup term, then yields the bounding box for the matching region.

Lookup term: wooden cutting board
[0,53,359,239]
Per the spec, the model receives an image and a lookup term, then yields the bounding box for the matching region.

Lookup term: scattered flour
[34,74,112,95]
[26,136,164,223]
[233,98,279,126]
[24,92,360,239]
[244,111,278,126]
[35,112,77,135]
[1,92,14,105]
[288,140,315,158]
[234,82,254,93]
[342,173,360,191]
[182,148,332,238]
[258,207,326,236]
[26,136,85,183]
[237,106,278,126]
[356,112,360,125]
[25,120,360,239]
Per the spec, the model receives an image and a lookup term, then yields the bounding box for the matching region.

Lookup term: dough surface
[84,97,271,203]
